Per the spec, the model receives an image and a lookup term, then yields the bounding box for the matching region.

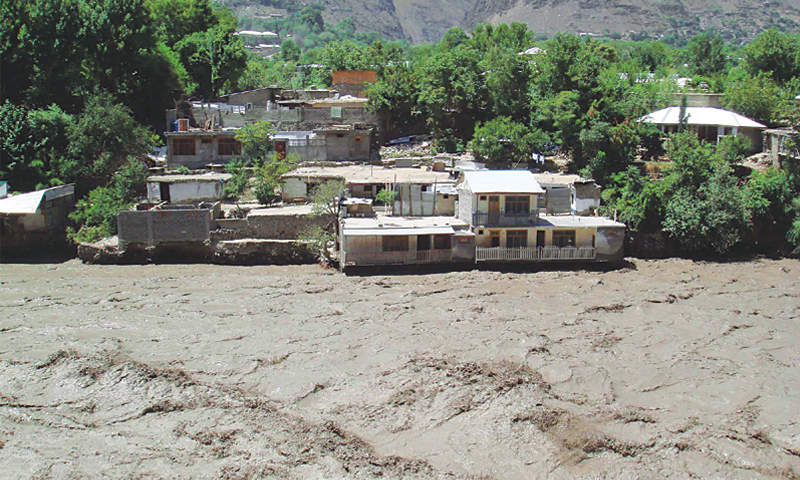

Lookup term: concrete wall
[118,204,220,248]
[147,181,225,203]
[224,89,279,107]
[452,234,475,261]
[393,185,455,216]
[671,93,723,108]
[571,183,602,215]
[596,226,625,262]
[323,131,372,161]
[457,188,473,224]
[284,139,327,162]
[542,186,570,214]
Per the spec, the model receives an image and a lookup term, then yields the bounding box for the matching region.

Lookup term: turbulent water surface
[1,258,799,479]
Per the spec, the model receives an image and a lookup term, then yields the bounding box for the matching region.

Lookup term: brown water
[1,258,799,479]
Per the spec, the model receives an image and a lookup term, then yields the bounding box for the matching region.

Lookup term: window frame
[172,137,196,156]
[382,235,409,252]
[552,230,576,248]
[218,137,242,156]
[506,230,528,248]
[504,195,530,215]
[433,234,452,250]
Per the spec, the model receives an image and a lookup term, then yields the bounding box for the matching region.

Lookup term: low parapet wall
[118,202,221,248]
[215,213,328,240]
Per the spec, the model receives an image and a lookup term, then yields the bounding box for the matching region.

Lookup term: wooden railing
[475,246,596,262]
[473,211,539,227]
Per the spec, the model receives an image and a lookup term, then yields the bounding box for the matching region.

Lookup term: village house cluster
[1,71,788,268]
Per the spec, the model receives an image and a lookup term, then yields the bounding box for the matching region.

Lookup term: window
[553,230,576,247]
[434,235,452,250]
[172,138,196,156]
[421,185,429,192]
[382,236,409,252]
[442,194,449,199]
[506,230,528,248]
[218,138,242,156]
[505,196,530,215]
[480,195,487,201]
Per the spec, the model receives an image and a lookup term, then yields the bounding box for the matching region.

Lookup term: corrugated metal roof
[639,107,766,128]
[462,170,545,194]
[343,226,454,236]
[0,184,74,214]
[0,190,45,214]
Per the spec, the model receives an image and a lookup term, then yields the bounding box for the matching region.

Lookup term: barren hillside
[232,0,800,44]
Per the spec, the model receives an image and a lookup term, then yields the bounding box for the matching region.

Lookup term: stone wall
[215,213,329,240]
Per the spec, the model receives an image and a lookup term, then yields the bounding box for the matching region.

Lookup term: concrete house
[457,171,625,263]
[281,165,453,210]
[165,130,242,170]
[639,107,766,152]
[146,173,232,203]
[763,128,799,167]
[339,216,475,269]
[0,184,75,253]
[273,127,373,162]
[534,173,602,215]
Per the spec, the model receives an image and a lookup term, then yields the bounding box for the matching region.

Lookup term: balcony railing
[472,211,539,227]
[475,246,596,262]
[344,249,453,267]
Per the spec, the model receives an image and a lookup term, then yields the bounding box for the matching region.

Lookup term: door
[488,196,500,225]
[536,230,546,248]
[159,182,171,202]
[275,140,287,160]
[417,235,431,251]
[489,231,501,247]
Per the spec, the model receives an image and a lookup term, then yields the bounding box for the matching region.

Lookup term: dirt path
[1,258,799,479]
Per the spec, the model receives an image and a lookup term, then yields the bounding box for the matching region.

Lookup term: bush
[253,154,298,205]
[224,158,251,200]
[67,187,129,243]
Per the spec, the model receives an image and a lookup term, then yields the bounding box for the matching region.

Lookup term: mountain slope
[464,0,800,42]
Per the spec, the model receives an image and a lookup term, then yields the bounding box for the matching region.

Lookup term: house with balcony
[457,170,625,263]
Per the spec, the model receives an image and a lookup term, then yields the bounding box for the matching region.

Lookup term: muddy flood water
[1,258,799,479]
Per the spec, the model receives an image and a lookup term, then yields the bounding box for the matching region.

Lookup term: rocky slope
[464,0,800,41]
[232,0,800,44]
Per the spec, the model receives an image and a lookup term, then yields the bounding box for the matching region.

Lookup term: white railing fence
[476,246,596,262]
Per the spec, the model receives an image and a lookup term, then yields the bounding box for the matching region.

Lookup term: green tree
[685,33,727,76]
[253,155,298,205]
[722,72,779,125]
[742,28,799,84]
[469,117,548,168]
[61,93,156,194]
[281,38,301,61]
[235,121,275,162]
[663,164,750,254]
[149,0,215,48]
[174,22,247,98]
[298,5,324,33]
